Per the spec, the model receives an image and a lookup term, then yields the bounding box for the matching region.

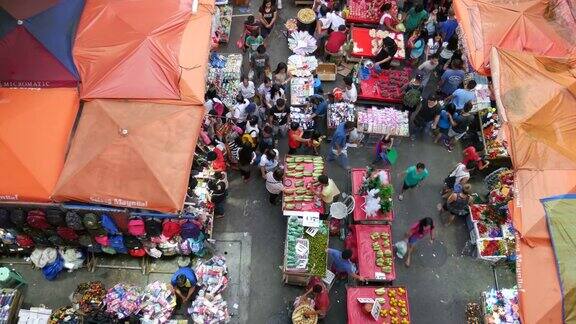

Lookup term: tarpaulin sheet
[346,286,410,324]
[350,27,404,60]
[0,0,84,87]
[353,224,395,281]
[453,0,576,75]
[52,100,204,213]
[351,168,394,222]
[0,88,79,202]
[73,0,214,104]
[491,48,576,324]
[542,195,576,323]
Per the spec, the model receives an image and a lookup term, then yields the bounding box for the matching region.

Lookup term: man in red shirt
[301,277,330,318]
[325,25,347,55]
[462,146,489,171]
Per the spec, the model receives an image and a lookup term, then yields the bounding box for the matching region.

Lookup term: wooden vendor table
[351,168,394,223]
[347,286,411,323]
[353,224,396,282]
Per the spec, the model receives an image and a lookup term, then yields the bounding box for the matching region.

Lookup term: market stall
[346,0,398,25]
[287,55,318,77]
[349,27,405,61]
[290,105,316,131]
[351,168,394,223]
[347,286,411,323]
[477,108,511,168]
[291,76,315,106]
[470,73,492,113]
[207,53,243,108]
[356,107,409,137]
[469,204,515,262]
[282,155,325,217]
[353,225,395,282]
[184,169,217,239]
[482,287,520,324]
[288,31,317,56]
[327,102,356,130]
[282,216,329,286]
[215,5,232,43]
[357,68,411,104]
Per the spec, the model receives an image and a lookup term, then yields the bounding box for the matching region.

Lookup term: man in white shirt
[233,95,251,126]
[239,76,255,101]
[259,148,279,178]
[343,76,357,103]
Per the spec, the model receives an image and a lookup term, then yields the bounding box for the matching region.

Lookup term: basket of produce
[297,8,316,24]
[292,304,318,324]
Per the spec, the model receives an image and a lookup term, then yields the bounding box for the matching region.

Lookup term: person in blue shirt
[447,80,477,110]
[438,10,458,42]
[432,103,456,144]
[171,267,198,306]
[309,92,328,134]
[439,59,465,96]
[327,248,366,282]
[328,121,354,170]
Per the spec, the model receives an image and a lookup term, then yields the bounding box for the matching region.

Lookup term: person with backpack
[288,122,311,154]
[401,75,423,120]
[445,102,474,151]
[244,115,260,148]
[438,183,473,225]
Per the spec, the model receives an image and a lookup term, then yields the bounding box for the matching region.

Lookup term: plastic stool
[0,267,26,288]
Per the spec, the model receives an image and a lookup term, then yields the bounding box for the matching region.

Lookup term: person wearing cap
[171,265,198,308]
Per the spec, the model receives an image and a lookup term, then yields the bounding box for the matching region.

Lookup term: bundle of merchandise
[288,31,317,55]
[483,287,520,324]
[347,0,393,23]
[357,107,409,136]
[328,103,356,128]
[49,306,80,324]
[285,19,298,33]
[73,281,106,315]
[0,289,20,323]
[290,105,315,130]
[215,5,232,43]
[104,283,142,319]
[287,55,318,77]
[138,281,176,323]
[358,68,411,102]
[290,77,315,106]
[189,256,231,323]
[480,108,509,159]
[207,53,243,107]
[285,216,307,270]
[358,166,394,215]
[283,156,324,212]
[284,216,329,276]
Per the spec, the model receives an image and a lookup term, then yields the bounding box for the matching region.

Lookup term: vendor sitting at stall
[324,25,347,61]
[288,122,311,154]
[373,36,398,70]
[379,3,403,33]
[313,175,340,206]
[171,266,198,308]
[327,248,366,282]
[296,277,330,318]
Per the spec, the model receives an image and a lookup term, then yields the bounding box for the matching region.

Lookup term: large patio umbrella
[453,0,576,75]
[490,48,576,324]
[0,88,79,202]
[52,100,204,213]
[0,0,85,87]
[73,0,213,104]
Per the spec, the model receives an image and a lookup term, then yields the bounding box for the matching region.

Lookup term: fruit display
[354,225,395,280]
[284,217,329,277]
[347,0,398,24]
[288,31,317,55]
[327,102,356,129]
[347,286,411,323]
[480,108,509,159]
[283,155,325,214]
[358,68,411,103]
[469,203,515,261]
[357,107,409,137]
[479,239,507,257]
[287,55,318,77]
[207,53,242,107]
[351,27,405,60]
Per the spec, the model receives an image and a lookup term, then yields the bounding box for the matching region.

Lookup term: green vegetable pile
[304,221,329,276]
[359,166,394,213]
[286,216,304,268]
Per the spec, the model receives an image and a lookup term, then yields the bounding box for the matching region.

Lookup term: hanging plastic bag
[364,189,381,217]
[42,255,64,281]
[386,148,398,165]
[395,240,408,259]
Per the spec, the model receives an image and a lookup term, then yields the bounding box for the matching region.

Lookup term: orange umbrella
[491,48,576,323]
[0,88,79,202]
[52,100,204,213]
[73,0,214,104]
[453,0,576,75]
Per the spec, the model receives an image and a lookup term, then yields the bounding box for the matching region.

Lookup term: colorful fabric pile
[195,256,229,295]
[483,287,520,324]
[138,281,176,323]
[207,53,242,107]
[328,103,356,129]
[357,107,409,136]
[189,256,231,323]
[104,283,142,319]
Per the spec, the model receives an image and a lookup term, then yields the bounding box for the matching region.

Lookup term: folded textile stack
[195,256,229,295]
[104,283,142,319]
[189,289,230,324]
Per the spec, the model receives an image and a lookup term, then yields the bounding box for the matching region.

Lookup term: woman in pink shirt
[404,217,435,267]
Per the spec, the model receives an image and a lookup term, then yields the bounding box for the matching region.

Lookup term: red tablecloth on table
[353,224,395,281]
[282,157,325,214]
[351,168,394,222]
[350,27,404,60]
[347,286,411,324]
[358,68,411,103]
[346,0,398,25]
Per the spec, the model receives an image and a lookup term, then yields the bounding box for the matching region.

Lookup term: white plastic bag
[395,240,408,259]
[364,189,381,217]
